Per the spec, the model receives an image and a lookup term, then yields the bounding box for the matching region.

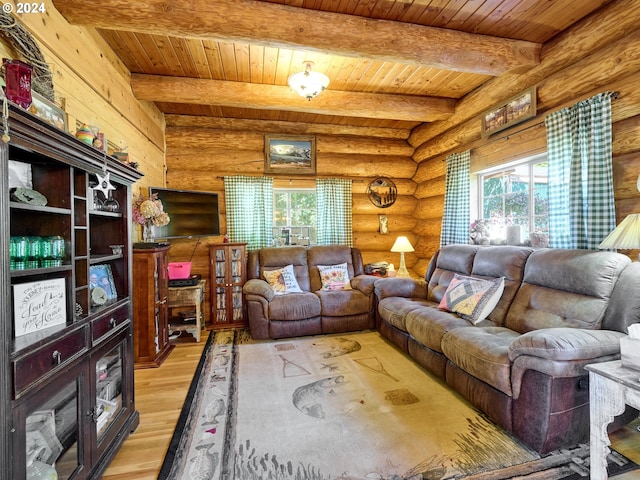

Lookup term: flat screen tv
[148,187,220,239]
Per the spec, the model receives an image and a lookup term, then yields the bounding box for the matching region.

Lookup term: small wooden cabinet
[132,245,174,368]
[209,243,247,329]
[168,280,206,342]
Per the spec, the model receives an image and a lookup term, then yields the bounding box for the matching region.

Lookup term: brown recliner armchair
[243,245,377,340]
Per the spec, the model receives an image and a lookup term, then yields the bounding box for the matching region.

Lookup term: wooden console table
[168,280,206,342]
[586,360,640,479]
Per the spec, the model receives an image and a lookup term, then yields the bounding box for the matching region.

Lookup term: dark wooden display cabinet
[132,245,174,368]
[0,104,142,480]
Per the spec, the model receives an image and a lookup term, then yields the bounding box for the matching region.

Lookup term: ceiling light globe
[287,62,330,101]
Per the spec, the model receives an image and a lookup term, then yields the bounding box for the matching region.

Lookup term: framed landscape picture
[265,135,316,175]
[481,87,536,137]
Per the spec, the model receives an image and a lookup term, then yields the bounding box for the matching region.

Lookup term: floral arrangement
[469,219,490,245]
[132,193,170,241]
[132,193,170,226]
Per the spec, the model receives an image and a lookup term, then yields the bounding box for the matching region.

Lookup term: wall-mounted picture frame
[265,135,316,175]
[27,91,67,132]
[13,278,67,337]
[90,264,117,300]
[481,87,536,137]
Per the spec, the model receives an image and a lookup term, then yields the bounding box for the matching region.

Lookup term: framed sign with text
[13,278,67,337]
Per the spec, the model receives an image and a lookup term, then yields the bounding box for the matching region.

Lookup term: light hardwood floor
[104,333,640,479]
[102,336,208,480]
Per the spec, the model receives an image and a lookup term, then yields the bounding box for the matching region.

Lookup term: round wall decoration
[367,177,398,208]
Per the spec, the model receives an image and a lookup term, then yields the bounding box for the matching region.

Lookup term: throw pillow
[317,263,352,291]
[263,264,303,295]
[439,274,504,324]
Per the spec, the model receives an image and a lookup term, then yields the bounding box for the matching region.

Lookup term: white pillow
[263,264,303,295]
[438,274,504,324]
[317,263,352,291]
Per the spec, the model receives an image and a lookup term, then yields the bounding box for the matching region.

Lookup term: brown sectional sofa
[243,245,377,339]
[374,244,640,454]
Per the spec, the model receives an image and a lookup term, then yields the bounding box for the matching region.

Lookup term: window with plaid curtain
[223,175,273,250]
[545,92,616,249]
[440,151,471,247]
[316,178,353,246]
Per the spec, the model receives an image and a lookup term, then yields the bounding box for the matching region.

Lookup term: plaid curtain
[440,151,471,247]
[223,175,273,251]
[316,178,353,246]
[545,92,616,249]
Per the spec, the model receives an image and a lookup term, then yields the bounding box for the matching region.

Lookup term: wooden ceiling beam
[131,74,456,122]
[164,115,411,140]
[52,0,540,76]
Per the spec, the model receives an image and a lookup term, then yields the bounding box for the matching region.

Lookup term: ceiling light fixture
[287,61,330,101]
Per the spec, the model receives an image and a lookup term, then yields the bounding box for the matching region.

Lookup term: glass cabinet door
[94,344,124,440]
[213,247,227,324]
[210,243,247,328]
[92,327,132,457]
[15,362,88,480]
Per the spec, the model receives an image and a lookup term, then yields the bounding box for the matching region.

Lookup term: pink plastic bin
[168,262,192,280]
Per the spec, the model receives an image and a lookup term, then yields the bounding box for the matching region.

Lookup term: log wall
[165,121,417,317]
[2,0,166,242]
[409,0,640,277]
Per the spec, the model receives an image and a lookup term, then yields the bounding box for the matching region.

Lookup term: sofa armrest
[350,275,377,296]
[509,328,626,362]
[374,277,428,300]
[243,278,275,302]
[509,328,625,399]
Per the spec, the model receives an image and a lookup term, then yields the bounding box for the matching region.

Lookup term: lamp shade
[391,236,415,253]
[598,214,640,250]
[287,61,329,100]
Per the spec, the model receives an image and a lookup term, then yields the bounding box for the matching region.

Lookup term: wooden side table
[168,280,206,342]
[585,360,640,479]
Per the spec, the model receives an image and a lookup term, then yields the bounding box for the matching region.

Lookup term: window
[477,154,549,245]
[272,189,317,246]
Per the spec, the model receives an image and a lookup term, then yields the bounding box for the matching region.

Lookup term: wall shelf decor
[481,87,536,137]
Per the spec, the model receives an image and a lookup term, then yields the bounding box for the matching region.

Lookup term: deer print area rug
[158,330,638,480]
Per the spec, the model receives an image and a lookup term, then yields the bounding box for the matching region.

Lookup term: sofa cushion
[426,245,478,303]
[505,249,628,333]
[405,306,479,353]
[439,274,504,325]
[268,292,321,321]
[377,297,432,332]
[317,263,352,291]
[441,326,520,396]
[471,246,533,326]
[316,289,370,316]
[308,245,357,292]
[259,246,311,291]
[263,264,303,295]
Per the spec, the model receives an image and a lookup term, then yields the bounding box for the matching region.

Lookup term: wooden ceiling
[52,0,613,133]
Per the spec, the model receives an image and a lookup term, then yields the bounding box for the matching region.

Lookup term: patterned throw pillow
[263,264,303,295]
[317,263,352,291]
[438,274,504,324]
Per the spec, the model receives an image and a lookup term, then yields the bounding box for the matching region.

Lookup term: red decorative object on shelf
[3,58,32,108]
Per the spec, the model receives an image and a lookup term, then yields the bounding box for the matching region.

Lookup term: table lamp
[598,214,640,261]
[391,236,414,277]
